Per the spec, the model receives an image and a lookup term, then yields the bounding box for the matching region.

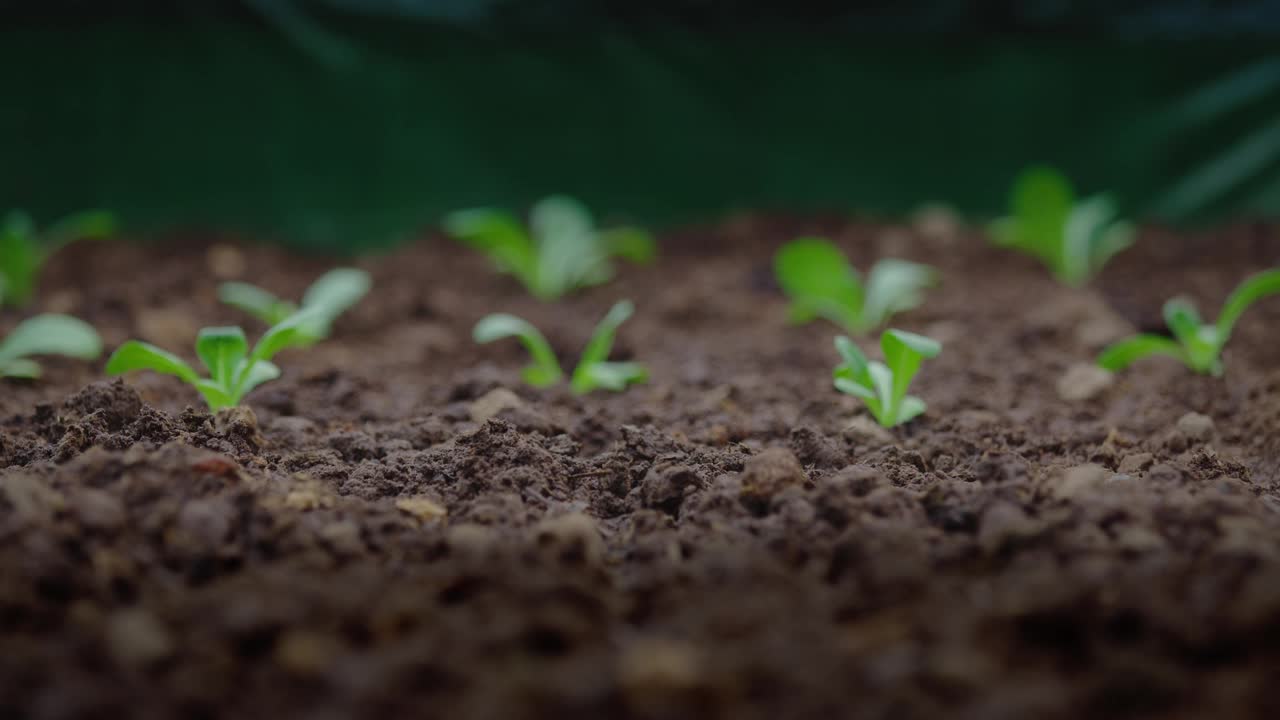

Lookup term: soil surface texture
[2,217,1280,720]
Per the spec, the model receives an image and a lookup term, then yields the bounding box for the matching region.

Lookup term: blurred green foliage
[0,10,1276,251]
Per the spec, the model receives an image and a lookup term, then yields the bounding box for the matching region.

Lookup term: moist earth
[2,217,1280,719]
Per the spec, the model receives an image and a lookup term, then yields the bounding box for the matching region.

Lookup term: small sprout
[473,300,647,394]
[1098,268,1280,376]
[833,329,941,428]
[0,314,102,378]
[989,166,1134,286]
[106,309,321,411]
[444,195,655,300]
[774,237,936,335]
[218,267,370,343]
[0,210,115,307]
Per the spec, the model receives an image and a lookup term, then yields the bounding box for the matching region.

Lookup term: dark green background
[3,8,1279,251]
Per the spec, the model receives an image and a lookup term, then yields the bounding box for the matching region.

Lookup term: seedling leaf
[0,210,115,306]
[571,300,641,394]
[299,267,372,337]
[774,237,862,327]
[599,227,656,264]
[446,196,653,300]
[251,307,323,363]
[106,341,201,383]
[1099,268,1280,377]
[108,311,316,410]
[474,300,646,394]
[443,208,537,283]
[1096,334,1187,372]
[196,326,249,390]
[991,166,1131,286]
[862,260,937,330]
[1,358,43,379]
[219,282,296,326]
[833,329,941,427]
[0,314,103,368]
[1216,268,1280,339]
[473,313,563,388]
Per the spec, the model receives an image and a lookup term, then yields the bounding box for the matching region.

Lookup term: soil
[2,216,1280,720]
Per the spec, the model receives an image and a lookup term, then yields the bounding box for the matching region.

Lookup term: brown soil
[2,217,1280,720]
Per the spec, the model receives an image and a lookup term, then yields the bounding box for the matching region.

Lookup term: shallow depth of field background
[2,0,1279,250]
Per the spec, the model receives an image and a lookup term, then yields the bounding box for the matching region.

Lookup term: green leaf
[0,358,44,379]
[42,210,116,251]
[1062,194,1126,285]
[444,208,538,287]
[0,314,103,368]
[238,360,282,396]
[301,268,371,321]
[833,335,870,377]
[193,379,237,411]
[581,361,648,392]
[774,238,862,330]
[196,326,249,389]
[881,329,941,426]
[1162,297,1205,348]
[473,313,563,388]
[219,282,296,325]
[834,376,875,400]
[866,363,895,426]
[106,340,200,383]
[897,396,928,425]
[531,195,605,300]
[1096,334,1188,372]
[599,227,656,264]
[1008,166,1074,266]
[861,259,936,329]
[571,300,638,394]
[251,308,323,364]
[1215,268,1280,341]
[0,218,42,307]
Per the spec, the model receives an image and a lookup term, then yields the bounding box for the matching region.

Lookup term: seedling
[473,300,647,394]
[106,309,321,411]
[444,195,655,300]
[833,329,941,428]
[989,166,1134,286]
[218,267,371,343]
[1,210,115,306]
[774,237,936,334]
[1098,268,1280,376]
[0,314,102,378]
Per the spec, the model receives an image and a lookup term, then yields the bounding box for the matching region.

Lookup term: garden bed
[2,217,1279,719]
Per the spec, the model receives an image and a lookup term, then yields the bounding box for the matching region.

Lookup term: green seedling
[775,237,936,334]
[1,210,115,306]
[106,309,321,411]
[989,166,1134,286]
[1098,268,1280,376]
[445,195,655,300]
[833,329,942,428]
[473,300,647,394]
[0,314,102,378]
[218,267,370,343]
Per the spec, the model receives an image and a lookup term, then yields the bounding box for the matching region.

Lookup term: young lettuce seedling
[833,329,941,428]
[1098,268,1280,376]
[0,314,102,378]
[989,166,1134,287]
[774,237,936,335]
[0,210,115,307]
[106,309,321,411]
[473,300,648,394]
[445,195,655,300]
[218,267,370,344]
